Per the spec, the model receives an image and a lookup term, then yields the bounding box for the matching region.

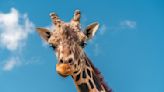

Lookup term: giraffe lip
[57,72,69,78]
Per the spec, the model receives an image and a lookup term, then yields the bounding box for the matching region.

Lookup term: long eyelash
[49,44,56,50]
[80,42,87,48]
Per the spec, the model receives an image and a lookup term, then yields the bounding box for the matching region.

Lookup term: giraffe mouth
[57,72,69,77]
[56,64,72,77]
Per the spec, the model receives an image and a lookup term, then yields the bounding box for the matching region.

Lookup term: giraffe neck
[71,56,107,92]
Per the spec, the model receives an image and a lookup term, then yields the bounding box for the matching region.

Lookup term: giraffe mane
[85,55,112,92]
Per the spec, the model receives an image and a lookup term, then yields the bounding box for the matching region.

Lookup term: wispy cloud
[92,20,136,57]
[45,23,55,31]
[0,8,34,51]
[2,57,21,71]
[1,56,42,72]
[24,57,42,65]
[93,43,101,56]
[99,24,107,35]
[120,20,136,29]
[107,20,137,32]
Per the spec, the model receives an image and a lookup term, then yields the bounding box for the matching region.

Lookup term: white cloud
[3,57,21,71]
[120,20,136,29]
[24,57,42,65]
[99,24,107,35]
[93,43,101,56]
[45,24,55,31]
[0,8,37,72]
[0,8,35,51]
[1,56,42,72]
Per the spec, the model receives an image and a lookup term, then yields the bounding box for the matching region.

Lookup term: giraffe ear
[36,28,52,42]
[83,22,99,40]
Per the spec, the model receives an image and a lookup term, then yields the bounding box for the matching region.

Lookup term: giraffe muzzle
[56,64,72,77]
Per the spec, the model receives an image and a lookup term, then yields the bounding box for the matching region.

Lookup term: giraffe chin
[56,64,72,78]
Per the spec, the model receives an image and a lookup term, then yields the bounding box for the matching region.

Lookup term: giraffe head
[36,10,99,77]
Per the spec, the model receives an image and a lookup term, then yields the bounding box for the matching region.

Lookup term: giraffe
[36,10,112,92]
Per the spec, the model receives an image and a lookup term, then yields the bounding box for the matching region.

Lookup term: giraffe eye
[68,58,73,64]
[49,44,56,50]
[80,42,87,48]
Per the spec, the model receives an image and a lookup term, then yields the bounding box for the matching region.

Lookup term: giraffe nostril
[60,59,64,63]
[68,58,73,64]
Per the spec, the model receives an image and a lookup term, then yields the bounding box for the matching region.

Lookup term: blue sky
[0,0,164,92]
